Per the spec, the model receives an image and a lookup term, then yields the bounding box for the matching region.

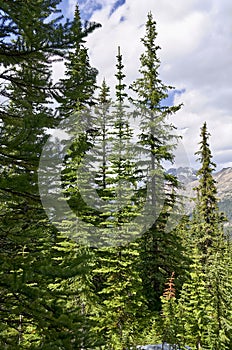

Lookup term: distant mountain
[167,167,232,225]
[168,166,198,184]
[213,167,232,201]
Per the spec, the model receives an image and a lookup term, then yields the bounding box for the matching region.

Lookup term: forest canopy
[0,1,231,349]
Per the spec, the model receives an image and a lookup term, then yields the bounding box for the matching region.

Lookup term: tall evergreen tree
[192,122,225,263]
[58,4,100,228]
[0,3,59,346]
[173,123,232,349]
[130,11,184,311]
[88,48,149,349]
[57,5,99,114]
[95,78,111,195]
[0,2,101,348]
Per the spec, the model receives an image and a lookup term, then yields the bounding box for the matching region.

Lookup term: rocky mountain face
[213,167,232,202]
[168,167,232,223]
[168,167,198,184]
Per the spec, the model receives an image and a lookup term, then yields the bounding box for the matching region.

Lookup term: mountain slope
[168,167,232,223]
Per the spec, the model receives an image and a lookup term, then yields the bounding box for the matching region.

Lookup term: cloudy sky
[60,0,232,171]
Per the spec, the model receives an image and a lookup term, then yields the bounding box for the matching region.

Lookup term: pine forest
[0,1,232,349]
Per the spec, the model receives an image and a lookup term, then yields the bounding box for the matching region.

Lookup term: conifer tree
[0,2,101,348]
[96,47,142,244]
[95,78,111,195]
[158,273,180,347]
[130,11,184,311]
[174,123,232,349]
[58,4,100,227]
[191,123,232,348]
[0,3,59,346]
[206,241,232,349]
[192,122,225,263]
[175,246,232,350]
[57,5,99,114]
[41,3,103,348]
[89,48,149,349]
[176,251,213,349]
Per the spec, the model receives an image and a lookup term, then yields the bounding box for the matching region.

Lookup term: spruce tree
[191,123,232,348]
[174,123,232,349]
[95,78,112,195]
[130,11,184,311]
[176,251,213,349]
[57,5,99,114]
[192,122,225,263]
[41,4,103,348]
[0,3,58,346]
[158,273,180,347]
[89,48,149,349]
[58,4,100,231]
[0,2,101,348]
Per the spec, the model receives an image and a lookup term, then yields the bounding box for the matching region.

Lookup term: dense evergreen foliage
[0,2,231,349]
[159,123,232,349]
[130,12,185,313]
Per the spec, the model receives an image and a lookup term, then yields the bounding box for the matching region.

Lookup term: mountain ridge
[168,166,232,223]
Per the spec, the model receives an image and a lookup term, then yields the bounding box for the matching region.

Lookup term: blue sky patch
[109,0,126,17]
[79,0,103,21]
[161,89,186,107]
[61,0,126,21]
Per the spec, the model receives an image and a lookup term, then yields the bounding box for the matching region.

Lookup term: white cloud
[79,0,232,171]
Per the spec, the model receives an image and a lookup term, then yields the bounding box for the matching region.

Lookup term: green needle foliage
[89,48,149,349]
[0,3,59,346]
[172,123,232,349]
[2,3,232,348]
[58,4,100,228]
[0,1,101,348]
[57,5,99,114]
[130,11,185,312]
[192,122,226,263]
